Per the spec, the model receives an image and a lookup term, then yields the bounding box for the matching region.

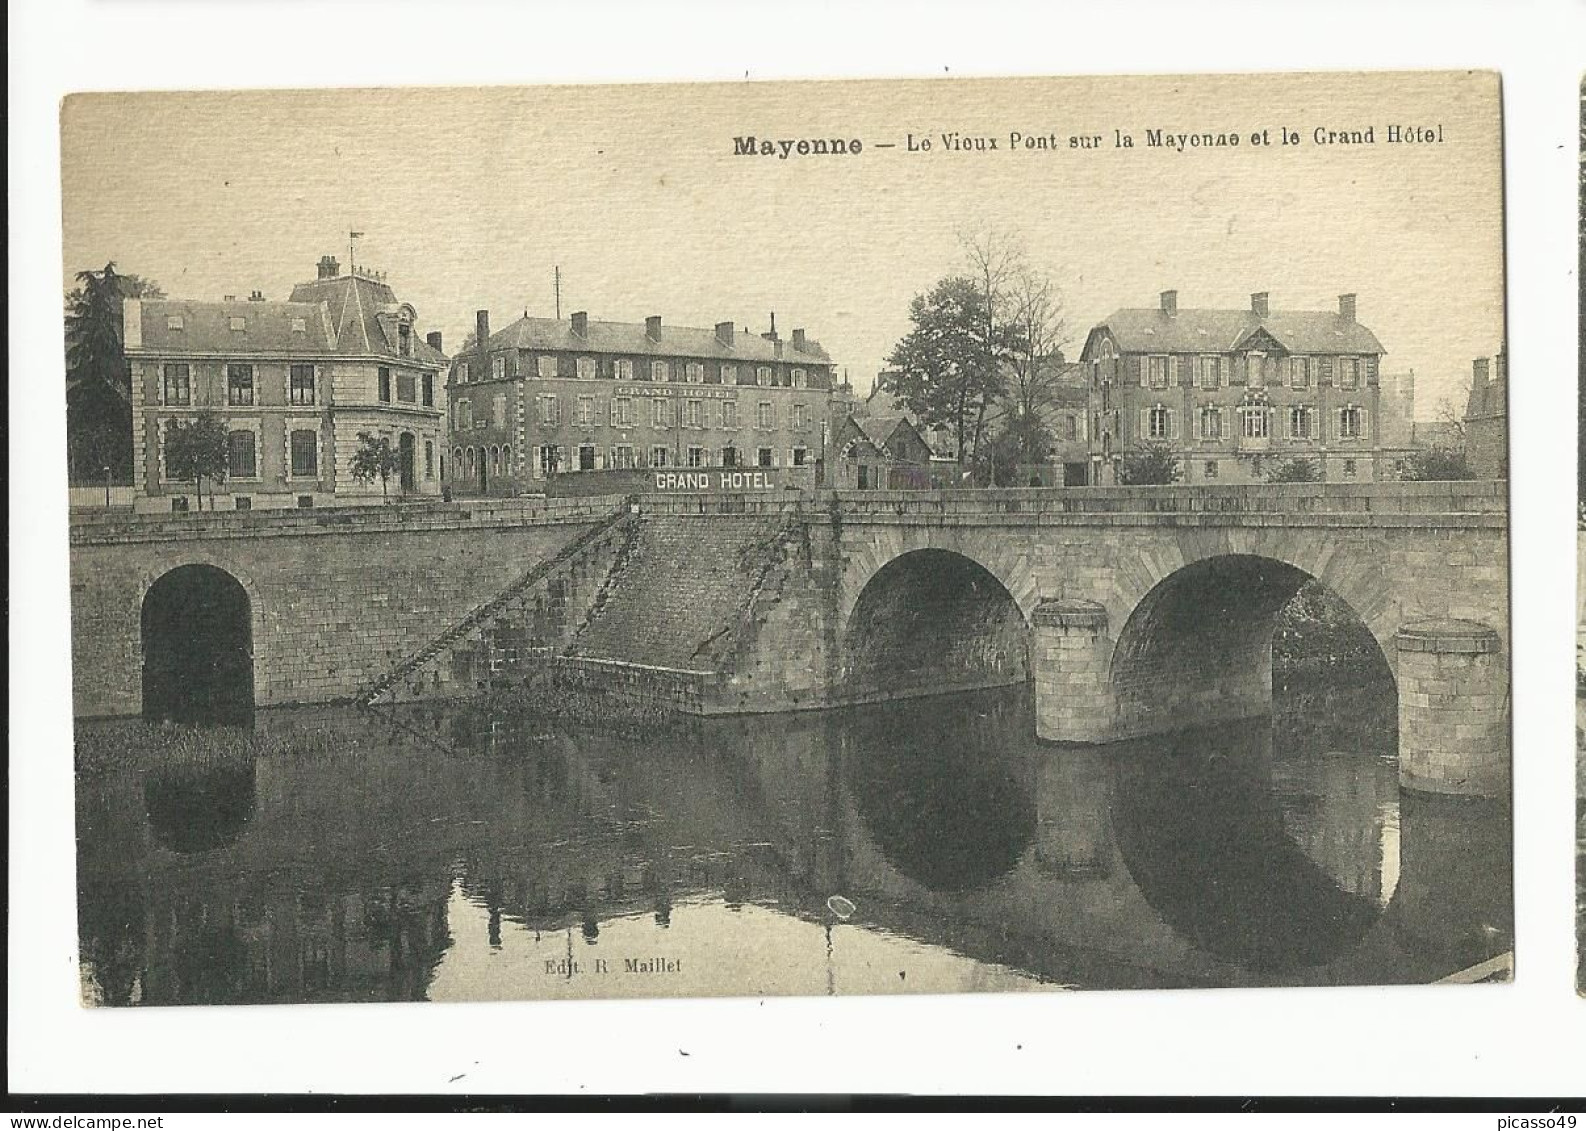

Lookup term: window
[226,364,254,406]
[1147,405,1172,440]
[170,496,189,513]
[1288,405,1314,440]
[493,394,507,428]
[1338,405,1365,440]
[683,400,703,428]
[687,445,705,468]
[577,396,595,426]
[651,360,670,383]
[378,367,392,402]
[291,317,307,334]
[227,430,257,478]
[1343,458,1358,478]
[1248,352,1267,388]
[757,402,774,430]
[290,364,316,405]
[452,447,463,478]
[162,363,190,406]
[424,441,435,479]
[539,445,561,476]
[1240,406,1269,439]
[290,429,318,477]
[540,394,560,426]
[1198,405,1224,440]
[1337,357,1361,390]
[229,316,246,332]
[721,446,738,468]
[791,368,807,389]
[652,399,673,428]
[296,494,315,509]
[458,361,470,383]
[422,373,434,407]
[793,404,808,430]
[1059,413,1080,442]
[577,356,596,381]
[686,363,705,384]
[756,366,771,387]
[537,355,556,379]
[234,496,252,511]
[613,397,633,427]
[614,444,635,469]
[757,447,775,468]
[1289,357,1310,389]
[615,359,634,381]
[650,445,671,468]
[1147,356,1170,390]
[502,445,512,473]
[722,401,738,429]
[722,364,739,386]
[1204,460,1219,479]
[399,323,412,357]
[456,399,473,430]
[166,314,184,331]
[397,371,416,402]
[466,448,476,476]
[491,446,501,475]
[1196,356,1222,389]
[791,447,808,466]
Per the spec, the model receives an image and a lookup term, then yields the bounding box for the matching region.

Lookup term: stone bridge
[67,482,1509,796]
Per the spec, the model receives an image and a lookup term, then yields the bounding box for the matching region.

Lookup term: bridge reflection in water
[75,686,1510,1006]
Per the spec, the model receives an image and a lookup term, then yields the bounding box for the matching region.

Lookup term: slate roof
[1089,307,1385,356]
[476,315,832,365]
[853,415,911,447]
[128,273,447,366]
[131,299,337,356]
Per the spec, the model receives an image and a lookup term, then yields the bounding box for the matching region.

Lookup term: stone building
[123,255,449,511]
[444,310,835,495]
[1463,349,1509,479]
[1079,290,1387,485]
[830,414,935,489]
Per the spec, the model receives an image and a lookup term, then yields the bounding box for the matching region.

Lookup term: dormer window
[291,317,307,334]
[166,314,184,331]
[229,316,246,332]
[399,322,412,358]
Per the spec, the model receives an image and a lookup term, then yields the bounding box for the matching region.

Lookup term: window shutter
[1168,410,1179,441]
[1168,356,1178,387]
[1358,408,1370,439]
[1137,358,1147,388]
[1191,409,1201,439]
[1138,408,1149,439]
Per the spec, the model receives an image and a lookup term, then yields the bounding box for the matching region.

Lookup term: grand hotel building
[445,310,835,494]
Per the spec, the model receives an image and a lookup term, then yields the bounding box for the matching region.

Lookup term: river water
[75,686,1510,1006]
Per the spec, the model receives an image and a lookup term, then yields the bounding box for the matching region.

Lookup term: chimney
[317,255,340,279]
[762,312,779,342]
[571,311,588,338]
[1472,357,1490,384]
[645,315,662,342]
[248,290,264,302]
[426,330,443,353]
[1250,292,1270,318]
[1160,290,1178,317]
[1054,349,1066,365]
[223,295,237,303]
[476,309,491,347]
[1494,349,1507,385]
[1469,357,1490,418]
[1338,293,1357,323]
[792,328,808,352]
[715,320,736,346]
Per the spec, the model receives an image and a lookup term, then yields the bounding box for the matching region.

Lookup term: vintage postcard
[62,71,1511,1007]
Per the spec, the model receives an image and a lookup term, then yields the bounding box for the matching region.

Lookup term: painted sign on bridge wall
[652,470,780,492]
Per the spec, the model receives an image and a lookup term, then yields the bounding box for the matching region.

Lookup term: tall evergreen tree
[64,262,163,481]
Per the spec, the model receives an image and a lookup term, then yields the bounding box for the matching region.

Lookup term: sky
[61,71,1504,416]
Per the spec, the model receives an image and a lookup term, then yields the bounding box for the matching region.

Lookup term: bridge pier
[1031,599,1116,743]
[1394,619,1509,798]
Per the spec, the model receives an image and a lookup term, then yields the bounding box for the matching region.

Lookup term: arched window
[424,440,435,479]
[490,445,501,474]
[466,447,476,475]
[502,445,512,474]
[452,447,464,480]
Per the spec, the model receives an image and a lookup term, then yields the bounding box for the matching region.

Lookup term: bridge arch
[140,562,257,722]
[839,546,1031,704]
[1106,552,1395,740]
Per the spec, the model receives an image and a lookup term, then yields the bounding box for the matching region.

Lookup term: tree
[1265,456,1321,483]
[884,276,1014,480]
[1397,446,1474,481]
[163,412,228,511]
[350,432,401,501]
[64,263,164,481]
[1117,442,1181,486]
[1000,263,1071,452]
[985,410,1054,487]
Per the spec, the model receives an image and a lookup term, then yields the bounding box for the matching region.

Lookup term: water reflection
[74,685,1510,1006]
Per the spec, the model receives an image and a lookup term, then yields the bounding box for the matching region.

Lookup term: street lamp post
[102,465,112,509]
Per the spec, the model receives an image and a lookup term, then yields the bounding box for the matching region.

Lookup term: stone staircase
[359,502,638,707]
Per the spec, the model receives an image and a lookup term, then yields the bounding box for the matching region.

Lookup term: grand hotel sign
[651,470,780,492]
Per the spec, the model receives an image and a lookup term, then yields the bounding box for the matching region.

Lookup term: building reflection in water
[74,679,1509,1006]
